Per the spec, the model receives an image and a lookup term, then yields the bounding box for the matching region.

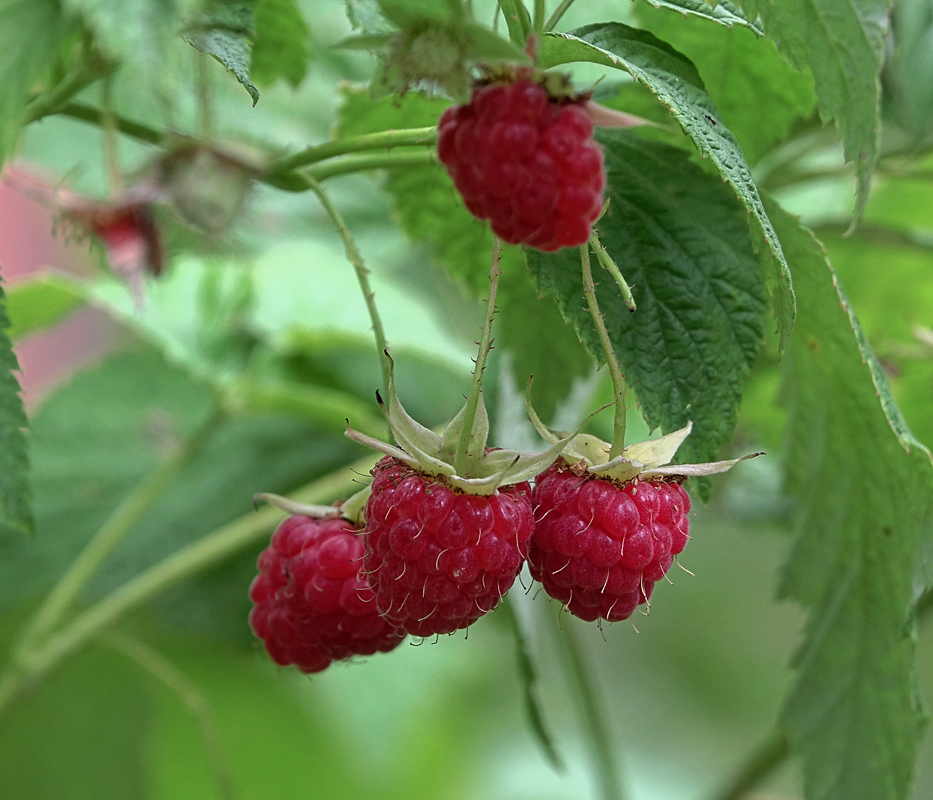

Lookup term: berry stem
[299,172,392,398]
[100,75,123,195]
[544,0,580,31]
[271,127,437,174]
[589,231,636,312]
[580,243,627,459]
[454,239,502,476]
[560,621,626,800]
[705,730,789,800]
[37,101,438,192]
[0,455,374,720]
[104,631,241,800]
[11,406,225,660]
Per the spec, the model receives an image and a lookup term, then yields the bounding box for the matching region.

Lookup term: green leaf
[632,5,816,163]
[0,277,32,536]
[183,1,259,105]
[0,636,150,800]
[0,346,359,636]
[772,200,933,800]
[888,0,933,137]
[251,0,311,87]
[526,131,767,480]
[0,0,69,167]
[5,274,86,342]
[739,0,887,222]
[376,0,463,27]
[63,0,186,76]
[539,22,795,350]
[344,0,394,33]
[638,0,764,34]
[497,255,592,423]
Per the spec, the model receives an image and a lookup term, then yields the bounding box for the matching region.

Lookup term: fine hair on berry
[529,460,691,622]
[437,78,605,251]
[249,514,405,673]
[362,456,535,637]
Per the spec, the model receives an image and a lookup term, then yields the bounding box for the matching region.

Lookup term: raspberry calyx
[526,413,762,623]
[345,354,574,637]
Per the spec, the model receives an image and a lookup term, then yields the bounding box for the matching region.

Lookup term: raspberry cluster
[437,79,605,251]
[249,514,405,673]
[362,456,535,637]
[529,461,691,622]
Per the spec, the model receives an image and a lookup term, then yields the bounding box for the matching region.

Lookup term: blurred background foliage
[0,0,932,799]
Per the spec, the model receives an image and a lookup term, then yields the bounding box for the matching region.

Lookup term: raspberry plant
[1,1,933,800]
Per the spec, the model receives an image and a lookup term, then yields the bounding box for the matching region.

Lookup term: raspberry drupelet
[249,514,405,673]
[437,78,605,251]
[529,459,691,622]
[362,456,535,637]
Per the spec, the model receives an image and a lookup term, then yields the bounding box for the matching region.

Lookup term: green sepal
[345,352,584,494]
[526,385,758,483]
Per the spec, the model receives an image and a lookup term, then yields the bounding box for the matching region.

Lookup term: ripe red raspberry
[363,456,535,637]
[529,461,691,622]
[437,79,604,251]
[249,514,405,673]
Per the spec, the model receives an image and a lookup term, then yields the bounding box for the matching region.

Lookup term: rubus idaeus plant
[0,1,932,800]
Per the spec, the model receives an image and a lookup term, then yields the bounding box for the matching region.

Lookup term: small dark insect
[704,114,718,126]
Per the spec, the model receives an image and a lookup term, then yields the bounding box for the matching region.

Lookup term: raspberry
[529,460,691,622]
[362,456,535,637]
[249,514,405,673]
[437,79,605,251]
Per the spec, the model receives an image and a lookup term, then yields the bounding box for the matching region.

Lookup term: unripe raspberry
[249,515,405,672]
[437,79,604,251]
[529,460,691,622]
[363,456,535,637]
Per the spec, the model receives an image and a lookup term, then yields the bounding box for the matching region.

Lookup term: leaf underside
[772,199,933,800]
[739,0,888,222]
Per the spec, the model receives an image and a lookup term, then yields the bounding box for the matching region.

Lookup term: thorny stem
[589,231,635,312]
[580,244,627,459]
[560,621,625,800]
[705,730,790,800]
[104,632,242,800]
[298,172,391,398]
[454,239,502,476]
[0,456,372,719]
[24,67,100,125]
[271,127,437,174]
[13,408,224,659]
[544,0,579,31]
[100,76,123,194]
[41,103,439,191]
